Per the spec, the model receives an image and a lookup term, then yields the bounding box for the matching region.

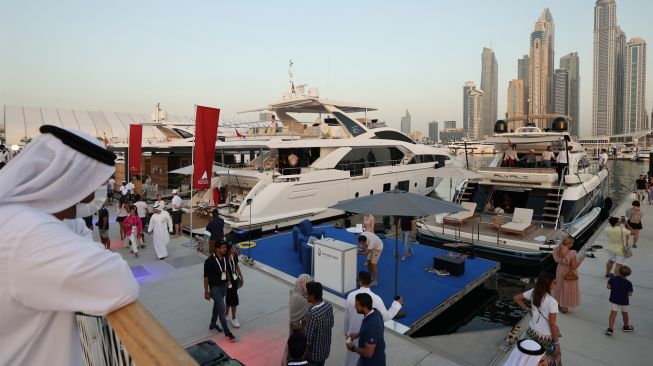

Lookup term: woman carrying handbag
[552,236,583,313]
[514,273,562,366]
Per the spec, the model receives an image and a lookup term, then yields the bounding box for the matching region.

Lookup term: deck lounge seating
[444,202,479,225]
[298,219,325,240]
[500,208,535,237]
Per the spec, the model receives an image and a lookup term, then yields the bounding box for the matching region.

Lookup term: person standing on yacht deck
[0,125,139,366]
[503,144,518,167]
[363,214,375,233]
[357,232,384,286]
[287,150,299,174]
[541,146,556,168]
[147,204,173,260]
[556,146,572,183]
[598,149,609,170]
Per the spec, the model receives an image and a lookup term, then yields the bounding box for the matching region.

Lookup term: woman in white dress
[147,204,173,259]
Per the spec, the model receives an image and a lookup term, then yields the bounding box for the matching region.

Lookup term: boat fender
[601,197,613,219]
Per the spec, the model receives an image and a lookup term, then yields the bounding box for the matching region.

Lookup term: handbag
[564,268,578,281]
[621,226,633,258]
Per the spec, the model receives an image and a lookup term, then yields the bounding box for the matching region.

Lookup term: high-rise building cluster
[462,46,495,141]
[592,0,647,136]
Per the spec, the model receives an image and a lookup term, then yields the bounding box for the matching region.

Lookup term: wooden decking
[419,214,575,252]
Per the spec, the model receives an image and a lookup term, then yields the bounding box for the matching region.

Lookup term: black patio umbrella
[329,189,466,317]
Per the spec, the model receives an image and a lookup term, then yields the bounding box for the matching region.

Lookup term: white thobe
[0,205,139,366]
[148,211,173,259]
[343,287,402,366]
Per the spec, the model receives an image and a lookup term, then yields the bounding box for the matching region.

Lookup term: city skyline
[1,1,652,137]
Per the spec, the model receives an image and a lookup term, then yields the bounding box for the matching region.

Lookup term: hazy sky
[2,0,652,137]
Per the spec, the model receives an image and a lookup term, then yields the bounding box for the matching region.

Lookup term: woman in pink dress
[552,236,584,313]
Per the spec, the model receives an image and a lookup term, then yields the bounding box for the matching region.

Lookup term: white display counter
[312,238,358,295]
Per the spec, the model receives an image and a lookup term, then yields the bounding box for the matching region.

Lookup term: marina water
[414,154,649,336]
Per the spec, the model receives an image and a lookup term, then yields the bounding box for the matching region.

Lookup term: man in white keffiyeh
[0,125,139,366]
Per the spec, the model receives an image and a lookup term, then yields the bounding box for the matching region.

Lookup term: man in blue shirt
[346,292,386,366]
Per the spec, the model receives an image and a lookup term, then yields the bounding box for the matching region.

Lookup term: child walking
[605,266,634,336]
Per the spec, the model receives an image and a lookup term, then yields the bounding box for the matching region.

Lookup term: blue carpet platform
[243,225,499,335]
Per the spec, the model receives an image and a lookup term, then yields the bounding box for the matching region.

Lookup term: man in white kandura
[148,203,174,260]
[344,270,402,366]
[0,125,139,366]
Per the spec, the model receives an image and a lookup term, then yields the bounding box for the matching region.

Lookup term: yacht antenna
[289,60,295,95]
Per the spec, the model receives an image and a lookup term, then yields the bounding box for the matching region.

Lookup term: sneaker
[622,325,634,332]
[209,324,223,332]
[226,333,237,342]
[604,328,613,336]
[231,318,241,328]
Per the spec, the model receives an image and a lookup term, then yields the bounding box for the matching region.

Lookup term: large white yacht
[417,120,610,275]
[207,88,450,231]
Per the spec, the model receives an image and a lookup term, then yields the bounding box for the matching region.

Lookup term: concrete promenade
[96,206,467,366]
[492,195,653,366]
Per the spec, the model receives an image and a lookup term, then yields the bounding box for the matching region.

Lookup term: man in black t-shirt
[398,216,415,260]
[205,210,224,253]
[633,174,648,202]
[203,242,237,342]
[97,204,110,250]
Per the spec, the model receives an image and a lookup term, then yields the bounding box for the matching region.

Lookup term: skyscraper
[428,121,439,142]
[529,8,555,128]
[444,121,456,129]
[480,47,498,137]
[553,68,570,116]
[462,81,475,131]
[467,88,484,140]
[623,37,647,133]
[400,109,411,135]
[592,0,624,136]
[518,55,530,118]
[560,52,580,136]
[615,27,627,134]
[507,79,526,123]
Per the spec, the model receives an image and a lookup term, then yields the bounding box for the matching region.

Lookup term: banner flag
[128,124,143,175]
[193,106,220,189]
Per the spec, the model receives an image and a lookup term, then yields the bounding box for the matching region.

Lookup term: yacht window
[336,147,404,176]
[373,131,414,143]
[426,177,434,187]
[485,189,530,215]
[397,180,409,192]
[172,128,193,139]
[383,183,391,192]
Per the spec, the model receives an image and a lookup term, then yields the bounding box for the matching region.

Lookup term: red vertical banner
[128,124,143,174]
[193,106,220,189]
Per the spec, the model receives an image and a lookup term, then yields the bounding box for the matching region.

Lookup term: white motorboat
[417,121,610,275]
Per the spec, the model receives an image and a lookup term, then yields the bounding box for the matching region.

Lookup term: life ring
[237,241,256,249]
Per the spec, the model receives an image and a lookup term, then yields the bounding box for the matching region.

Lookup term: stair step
[542,220,557,226]
[547,193,563,196]
[462,192,473,195]
[545,200,560,204]
[542,213,559,218]
[543,207,558,211]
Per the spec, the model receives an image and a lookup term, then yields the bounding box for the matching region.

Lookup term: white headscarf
[0,126,115,214]
[503,339,545,366]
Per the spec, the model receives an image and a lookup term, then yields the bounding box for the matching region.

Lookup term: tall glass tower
[529,8,555,128]
[623,38,647,133]
[560,52,580,136]
[480,47,498,137]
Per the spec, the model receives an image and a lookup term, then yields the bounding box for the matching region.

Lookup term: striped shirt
[305,300,334,363]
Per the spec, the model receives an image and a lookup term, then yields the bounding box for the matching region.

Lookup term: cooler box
[434,255,465,276]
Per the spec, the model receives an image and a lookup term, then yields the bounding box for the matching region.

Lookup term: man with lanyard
[204,210,224,253]
[344,271,402,366]
[0,125,139,365]
[346,292,386,366]
[171,189,183,236]
[203,242,237,342]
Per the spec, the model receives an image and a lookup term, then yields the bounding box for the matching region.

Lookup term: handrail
[475,220,502,246]
[77,301,198,366]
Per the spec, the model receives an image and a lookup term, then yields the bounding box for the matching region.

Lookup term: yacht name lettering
[493,173,529,180]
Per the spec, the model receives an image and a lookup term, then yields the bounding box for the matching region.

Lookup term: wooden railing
[77,301,198,366]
